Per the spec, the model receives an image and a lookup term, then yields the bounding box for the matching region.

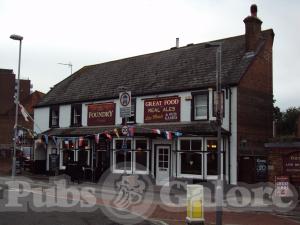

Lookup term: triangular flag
[19,103,30,122]
[104,131,112,140]
[79,136,84,147]
[114,128,120,138]
[152,129,161,135]
[163,131,172,140]
[174,131,183,137]
[95,134,100,144]
[128,126,135,137]
[43,135,48,145]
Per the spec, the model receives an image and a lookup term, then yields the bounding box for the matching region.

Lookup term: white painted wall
[59,105,71,127]
[34,107,50,133]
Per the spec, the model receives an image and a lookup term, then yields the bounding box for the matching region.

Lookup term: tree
[276,107,300,137]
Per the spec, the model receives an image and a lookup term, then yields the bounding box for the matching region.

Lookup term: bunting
[114,128,120,138]
[79,136,84,147]
[152,129,161,135]
[128,126,135,137]
[95,134,100,144]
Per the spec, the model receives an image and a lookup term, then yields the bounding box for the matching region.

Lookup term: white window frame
[205,137,223,180]
[177,137,204,179]
[113,138,133,173]
[194,94,208,120]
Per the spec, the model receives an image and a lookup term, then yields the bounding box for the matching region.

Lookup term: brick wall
[237,32,274,156]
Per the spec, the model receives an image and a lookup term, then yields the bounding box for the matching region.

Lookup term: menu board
[144,96,180,123]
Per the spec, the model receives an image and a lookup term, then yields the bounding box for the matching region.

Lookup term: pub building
[34,5,274,185]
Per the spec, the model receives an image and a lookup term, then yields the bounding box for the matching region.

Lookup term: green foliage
[276,106,300,136]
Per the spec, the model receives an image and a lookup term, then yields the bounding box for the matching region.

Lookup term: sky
[0,0,299,111]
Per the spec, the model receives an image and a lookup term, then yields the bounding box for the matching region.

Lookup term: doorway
[156,145,170,185]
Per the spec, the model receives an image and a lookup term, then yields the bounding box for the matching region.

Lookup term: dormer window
[49,105,59,128]
[71,104,82,127]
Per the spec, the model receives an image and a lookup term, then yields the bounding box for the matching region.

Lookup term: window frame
[49,105,59,128]
[70,104,82,127]
[191,91,209,121]
[177,137,204,179]
[112,138,149,174]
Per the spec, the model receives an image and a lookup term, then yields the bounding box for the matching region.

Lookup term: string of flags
[39,125,184,146]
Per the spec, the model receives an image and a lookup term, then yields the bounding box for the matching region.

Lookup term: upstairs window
[49,105,59,128]
[71,104,82,127]
[192,92,208,120]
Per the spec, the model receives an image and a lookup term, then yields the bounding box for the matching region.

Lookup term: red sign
[275,176,289,197]
[283,151,300,184]
[87,103,115,126]
[144,96,180,123]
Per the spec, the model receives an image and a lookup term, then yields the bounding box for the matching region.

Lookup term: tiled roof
[37,30,273,107]
[42,122,230,136]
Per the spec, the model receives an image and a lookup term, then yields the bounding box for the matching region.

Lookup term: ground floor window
[113,138,149,174]
[178,138,203,177]
[177,137,225,179]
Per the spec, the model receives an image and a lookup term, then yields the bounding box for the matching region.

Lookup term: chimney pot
[250,4,257,17]
[176,38,179,48]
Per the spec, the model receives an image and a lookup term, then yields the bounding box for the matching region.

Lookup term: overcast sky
[1,0,299,110]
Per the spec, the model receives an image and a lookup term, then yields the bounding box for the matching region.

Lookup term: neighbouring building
[0,68,45,174]
[34,5,274,185]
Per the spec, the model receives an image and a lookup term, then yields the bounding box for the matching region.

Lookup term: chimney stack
[176,38,179,48]
[243,4,262,52]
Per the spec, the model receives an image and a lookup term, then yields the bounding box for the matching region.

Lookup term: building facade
[0,68,45,175]
[34,6,274,185]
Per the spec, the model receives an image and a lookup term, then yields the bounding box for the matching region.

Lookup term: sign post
[119,91,131,174]
[186,184,205,225]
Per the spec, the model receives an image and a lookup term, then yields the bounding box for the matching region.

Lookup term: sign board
[122,126,129,136]
[49,154,59,173]
[283,151,300,184]
[275,176,289,197]
[119,91,131,118]
[186,184,204,224]
[255,158,268,182]
[144,96,180,123]
[87,103,115,126]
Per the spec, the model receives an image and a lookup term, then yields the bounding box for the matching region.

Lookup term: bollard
[186,184,205,225]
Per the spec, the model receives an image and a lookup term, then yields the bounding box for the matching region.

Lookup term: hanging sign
[87,103,115,126]
[119,91,131,118]
[144,96,180,123]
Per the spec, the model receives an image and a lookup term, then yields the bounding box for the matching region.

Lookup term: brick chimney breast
[243,4,263,52]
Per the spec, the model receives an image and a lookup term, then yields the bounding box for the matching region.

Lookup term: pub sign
[144,96,180,123]
[87,103,115,126]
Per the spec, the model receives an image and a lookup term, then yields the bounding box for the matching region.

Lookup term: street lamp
[205,42,223,225]
[10,34,23,179]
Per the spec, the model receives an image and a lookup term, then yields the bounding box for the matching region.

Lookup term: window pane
[63,150,75,166]
[116,140,131,149]
[207,140,218,151]
[78,150,88,166]
[191,140,202,151]
[136,140,147,150]
[181,152,202,175]
[180,140,190,150]
[135,151,147,171]
[115,151,131,170]
[207,152,218,175]
[194,95,207,119]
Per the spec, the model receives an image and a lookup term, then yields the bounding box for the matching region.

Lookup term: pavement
[1,173,300,225]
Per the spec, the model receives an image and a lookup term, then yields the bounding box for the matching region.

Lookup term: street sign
[119,91,131,118]
[122,126,129,136]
